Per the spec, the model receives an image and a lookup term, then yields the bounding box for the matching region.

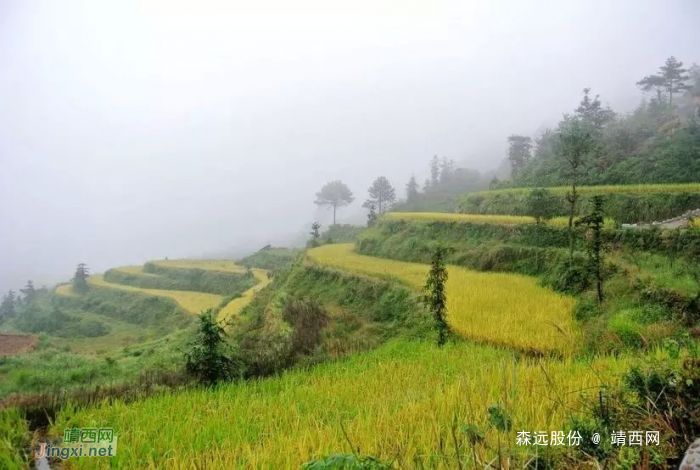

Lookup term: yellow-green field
[53,339,655,469]
[149,259,245,273]
[308,244,577,355]
[85,275,224,314]
[217,268,271,322]
[111,265,159,277]
[384,211,615,229]
[467,182,700,197]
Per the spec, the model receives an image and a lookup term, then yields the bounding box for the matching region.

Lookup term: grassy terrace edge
[462,182,700,197]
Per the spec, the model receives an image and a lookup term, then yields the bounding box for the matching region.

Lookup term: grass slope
[307,244,576,356]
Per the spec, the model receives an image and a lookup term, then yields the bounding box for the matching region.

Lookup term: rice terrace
[2,6,700,470]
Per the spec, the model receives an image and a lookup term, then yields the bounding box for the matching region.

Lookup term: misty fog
[1,0,698,292]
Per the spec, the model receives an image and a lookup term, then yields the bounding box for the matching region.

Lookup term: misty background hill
[1,0,698,292]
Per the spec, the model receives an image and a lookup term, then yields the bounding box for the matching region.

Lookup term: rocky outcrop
[621,208,700,230]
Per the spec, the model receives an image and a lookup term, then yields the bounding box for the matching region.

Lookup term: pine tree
[72,263,90,294]
[364,203,377,227]
[507,135,533,179]
[406,175,420,202]
[314,180,354,225]
[185,309,231,386]
[423,247,451,347]
[309,222,321,247]
[659,56,690,106]
[20,280,36,304]
[364,176,396,214]
[0,290,16,319]
[429,155,440,188]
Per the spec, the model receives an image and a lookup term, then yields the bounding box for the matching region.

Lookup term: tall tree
[439,157,456,184]
[405,175,420,202]
[636,74,667,104]
[507,135,532,179]
[575,88,615,129]
[557,117,596,260]
[72,263,90,294]
[0,290,16,319]
[659,56,690,106]
[364,176,396,215]
[20,280,36,304]
[576,195,606,304]
[429,155,440,188]
[314,180,354,225]
[423,247,451,347]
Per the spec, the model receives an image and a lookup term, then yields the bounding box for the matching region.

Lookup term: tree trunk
[568,179,577,261]
[333,204,337,225]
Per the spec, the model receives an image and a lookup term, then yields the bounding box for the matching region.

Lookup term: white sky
[0,0,698,290]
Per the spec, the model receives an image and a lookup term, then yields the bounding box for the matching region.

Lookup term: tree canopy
[314,180,354,225]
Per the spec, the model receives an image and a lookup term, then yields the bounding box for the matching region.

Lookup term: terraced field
[53,339,649,469]
[149,259,245,273]
[217,268,271,322]
[384,211,616,228]
[308,243,577,355]
[56,259,266,317]
[86,274,223,314]
[50,242,680,468]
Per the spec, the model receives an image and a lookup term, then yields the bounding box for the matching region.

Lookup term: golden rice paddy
[307,244,577,356]
[86,274,223,315]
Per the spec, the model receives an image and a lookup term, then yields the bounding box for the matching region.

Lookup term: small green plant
[309,221,322,248]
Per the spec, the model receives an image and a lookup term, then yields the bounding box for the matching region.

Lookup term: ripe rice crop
[384,212,615,229]
[54,284,75,297]
[87,274,223,314]
[150,259,245,273]
[217,268,271,322]
[52,340,647,469]
[308,244,577,355]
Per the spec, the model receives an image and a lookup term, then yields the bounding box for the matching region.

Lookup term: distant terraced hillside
[56,259,267,317]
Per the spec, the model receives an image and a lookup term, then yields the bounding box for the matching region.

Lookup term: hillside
[46,232,694,468]
[3,185,700,469]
